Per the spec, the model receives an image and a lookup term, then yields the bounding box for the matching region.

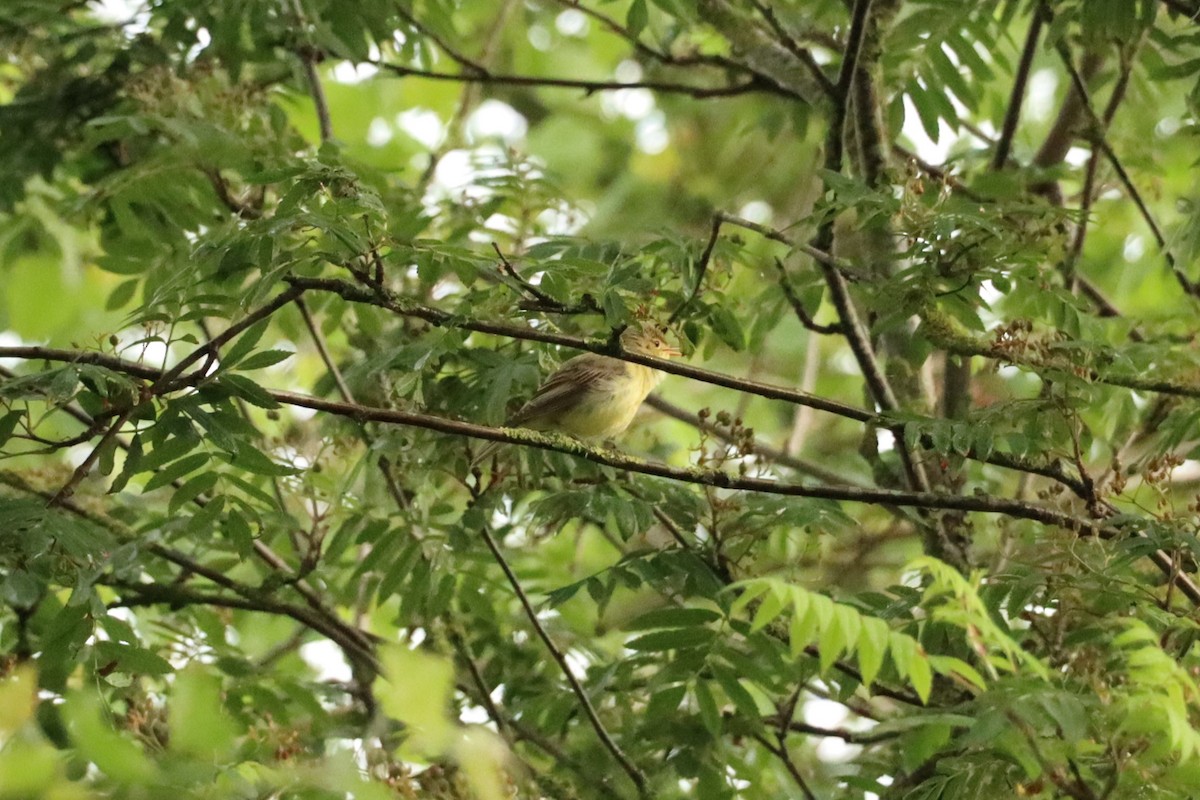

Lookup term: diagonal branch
[393,4,491,75]
[669,215,723,322]
[1056,45,1199,300]
[752,733,818,800]
[46,285,305,504]
[773,257,843,335]
[290,0,333,142]
[476,521,649,797]
[747,0,837,99]
[7,473,381,674]
[552,0,743,70]
[992,5,1046,169]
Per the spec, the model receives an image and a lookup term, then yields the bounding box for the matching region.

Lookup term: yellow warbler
[473,323,681,464]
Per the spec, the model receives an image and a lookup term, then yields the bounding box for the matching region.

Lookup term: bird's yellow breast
[541,362,662,439]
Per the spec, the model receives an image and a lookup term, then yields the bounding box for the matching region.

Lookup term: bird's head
[620,323,682,358]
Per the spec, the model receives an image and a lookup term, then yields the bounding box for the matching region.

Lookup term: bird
[472,323,682,465]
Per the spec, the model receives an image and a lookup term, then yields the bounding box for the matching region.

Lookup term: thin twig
[447,629,508,736]
[203,169,262,219]
[268,389,1112,534]
[283,275,877,422]
[0,335,1137,494]
[9,475,382,675]
[48,285,306,503]
[161,284,306,392]
[1056,44,1199,299]
[1007,711,1099,800]
[552,0,742,70]
[752,733,818,800]
[1063,44,1145,341]
[296,297,354,400]
[827,0,874,172]
[374,60,767,99]
[47,406,135,504]
[492,243,561,309]
[290,0,333,142]
[992,5,1045,169]
[748,0,837,99]
[299,52,333,143]
[669,215,723,322]
[773,258,843,335]
[476,522,649,798]
[717,213,867,279]
[645,394,863,486]
[779,719,904,745]
[284,276,1200,406]
[393,4,490,75]
[816,0,931,495]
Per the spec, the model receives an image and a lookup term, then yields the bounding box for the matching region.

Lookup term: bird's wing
[509,355,620,426]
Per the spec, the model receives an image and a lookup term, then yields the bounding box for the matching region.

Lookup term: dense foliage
[4,0,1200,798]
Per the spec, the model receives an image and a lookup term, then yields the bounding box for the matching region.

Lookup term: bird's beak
[661,345,683,358]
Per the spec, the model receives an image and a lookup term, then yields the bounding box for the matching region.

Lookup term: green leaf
[890,635,932,703]
[378,646,456,754]
[105,278,139,310]
[818,602,852,674]
[710,306,745,351]
[170,667,239,759]
[627,0,649,35]
[788,587,811,659]
[168,470,218,514]
[729,580,771,617]
[712,664,759,719]
[602,289,629,326]
[928,654,987,692]
[233,348,294,371]
[749,584,788,633]
[217,373,280,408]
[792,591,833,659]
[626,607,722,630]
[693,680,722,735]
[644,683,687,720]
[0,410,26,447]
[857,617,891,688]
[141,452,211,493]
[625,627,716,652]
[218,318,270,372]
[1,571,42,608]
[94,641,173,676]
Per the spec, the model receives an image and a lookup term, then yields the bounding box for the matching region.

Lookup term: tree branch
[773,257,843,335]
[476,521,649,798]
[747,0,837,99]
[267,389,1108,533]
[374,60,769,100]
[1056,45,1197,299]
[751,733,818,800]
[552,0,744,71]
[645,394,864,486]
[9,345,1200,602]
[282,274,876,423]
[992,5,1045,169]
[669,214,723,323]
